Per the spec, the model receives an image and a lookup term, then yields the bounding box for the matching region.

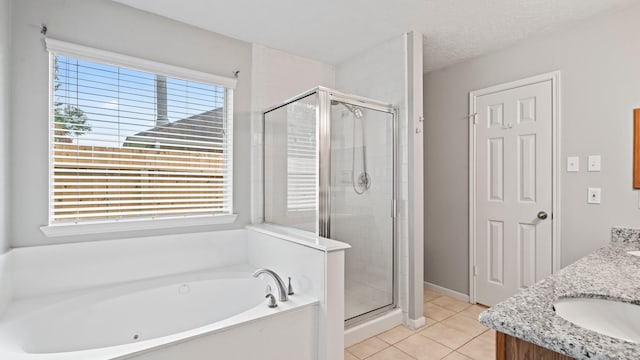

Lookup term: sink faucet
[253,268,288,302]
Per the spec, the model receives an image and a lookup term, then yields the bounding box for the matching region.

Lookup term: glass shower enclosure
[263,87,396,325]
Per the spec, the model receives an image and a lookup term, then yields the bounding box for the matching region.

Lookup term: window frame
[41,39,238,237]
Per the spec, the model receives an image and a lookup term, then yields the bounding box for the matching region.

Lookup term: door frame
[468,71,561,304]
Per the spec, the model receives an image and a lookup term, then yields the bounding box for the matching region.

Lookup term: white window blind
[286,103,317,212]
[49,51,233,224]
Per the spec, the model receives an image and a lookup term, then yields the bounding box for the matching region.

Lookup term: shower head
[329,100,370,194]
[332,101,364,119]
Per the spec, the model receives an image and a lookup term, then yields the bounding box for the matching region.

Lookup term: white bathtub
[0,266,318,359]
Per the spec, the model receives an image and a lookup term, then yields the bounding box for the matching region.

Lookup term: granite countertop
[479,227,640,360]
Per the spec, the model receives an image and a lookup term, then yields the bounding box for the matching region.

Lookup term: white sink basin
[554,298,640,343]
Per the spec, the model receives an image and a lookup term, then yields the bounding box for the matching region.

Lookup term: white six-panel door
[474,80,553,306]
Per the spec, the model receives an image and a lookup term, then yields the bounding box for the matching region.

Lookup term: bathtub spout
[252,269,288,302]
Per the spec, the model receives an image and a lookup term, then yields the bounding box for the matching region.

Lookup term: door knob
[537,211,548,220]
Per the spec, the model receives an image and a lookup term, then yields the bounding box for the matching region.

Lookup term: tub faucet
[253,269,288,302]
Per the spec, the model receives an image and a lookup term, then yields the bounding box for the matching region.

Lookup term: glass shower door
[329,99,395,323]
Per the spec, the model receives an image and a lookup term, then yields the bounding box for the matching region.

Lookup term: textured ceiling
[113,0,636,72]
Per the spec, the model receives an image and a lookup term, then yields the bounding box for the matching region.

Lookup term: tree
[53,58,91,143]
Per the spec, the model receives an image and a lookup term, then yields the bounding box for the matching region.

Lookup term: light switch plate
[567,156,579,172]
[588,155,601,172]
[588,187,601,204]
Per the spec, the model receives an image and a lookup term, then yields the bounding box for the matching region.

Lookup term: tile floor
[345,289,495,360]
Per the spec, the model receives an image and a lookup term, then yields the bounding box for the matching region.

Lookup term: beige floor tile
[395,334,452,360]
[414,317,439,332]
[424,317,439,328]
[458,305,488,320]
[424,289,443,302]
[418,322,478,350]
[348,337,390,359]
[345,350,360,360]
[430,296,472,313]
[442,351,472,360]
[423,302,456,321]
[378,325,415,345]
[439,314,488,336]
[457,331,495,360]
[479,329,496,342]
[366,346,416,360]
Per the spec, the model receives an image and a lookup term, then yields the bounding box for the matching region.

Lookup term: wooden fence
[52,143,227,221]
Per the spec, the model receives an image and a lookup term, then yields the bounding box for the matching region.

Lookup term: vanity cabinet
[496,332,573,360]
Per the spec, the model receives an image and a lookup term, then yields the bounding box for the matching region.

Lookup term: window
[47,40,235,225]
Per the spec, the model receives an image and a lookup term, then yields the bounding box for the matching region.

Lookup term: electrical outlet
[588,188,601,204]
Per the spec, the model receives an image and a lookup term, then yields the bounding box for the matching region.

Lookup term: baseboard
[344,308,403,347]
[405,316,426,330]
[424,281,470,302]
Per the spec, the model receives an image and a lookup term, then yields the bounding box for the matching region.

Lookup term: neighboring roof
[123,108,224,152]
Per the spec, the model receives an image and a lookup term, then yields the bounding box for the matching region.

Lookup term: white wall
[0,3,10,302]
[251,44,335,113]
[10,0,253,247]
[0,0,11,253]
[424,4,640,294]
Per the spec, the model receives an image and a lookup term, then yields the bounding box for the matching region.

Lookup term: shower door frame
[262,86,399,326]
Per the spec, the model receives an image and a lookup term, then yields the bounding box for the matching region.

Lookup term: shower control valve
[265,293,278,308]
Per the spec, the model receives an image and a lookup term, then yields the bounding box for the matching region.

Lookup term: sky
[54,55,226,148]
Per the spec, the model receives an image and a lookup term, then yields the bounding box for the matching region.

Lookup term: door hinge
[473,266,478,276]
[466,113,478,125]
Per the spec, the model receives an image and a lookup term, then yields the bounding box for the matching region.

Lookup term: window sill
[40,214,238,238]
